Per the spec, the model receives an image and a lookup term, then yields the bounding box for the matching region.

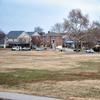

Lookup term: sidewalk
[0,92,61,100]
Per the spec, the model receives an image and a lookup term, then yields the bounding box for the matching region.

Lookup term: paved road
[0,92,60,100]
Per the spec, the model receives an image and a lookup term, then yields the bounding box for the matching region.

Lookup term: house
[62,34,75,48]
[7,31,32,47]
[18,32,32,43]
[0,31,6,48]
[7,31,25,43]
[42,32,64,49]
[32,32,41,37]
[63,40,75,48]
[7,31,73,49]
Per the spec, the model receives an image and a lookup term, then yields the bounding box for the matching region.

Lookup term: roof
[32,32,40,36]
[7,31,24,39]
[46,32,66,37]
[45,32,58,37]
[27,32,34,36]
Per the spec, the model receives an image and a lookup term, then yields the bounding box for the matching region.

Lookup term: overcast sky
[0,0,100,33]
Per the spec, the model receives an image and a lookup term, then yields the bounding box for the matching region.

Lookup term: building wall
[7,39,18,42]
[44,33,63,48]
[17,32,31,43]
[0,37,6,48]
[55,35,63,46]
[6,32,63,48]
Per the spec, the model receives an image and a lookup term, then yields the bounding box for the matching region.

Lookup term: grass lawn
[0,49,100,100]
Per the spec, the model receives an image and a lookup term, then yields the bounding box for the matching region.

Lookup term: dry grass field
[0,49,100,100]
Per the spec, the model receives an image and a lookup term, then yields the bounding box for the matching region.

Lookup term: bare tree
[62,9,90,49]
[67,9,89,34]
[91,21,100,29]
[0,30,6,48]
[87,21,100,45]
[78,20,100,49]
[0,30,5,39]
[50,9,100,50]
[31,36,43,47]
[34,27,43,33]
[51,23,63,33]
[63,19,72,33]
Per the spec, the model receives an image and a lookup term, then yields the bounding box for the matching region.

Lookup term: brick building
[42,32,65,49]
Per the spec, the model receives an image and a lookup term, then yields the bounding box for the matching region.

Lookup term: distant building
[32,32,41,37]
[7,31,73,49]
[42,32,65,49]
[63,40,75,48]
[7,31,24,43]
[0,31,6,48]
[18,32,32,43]
[7,31,33,47]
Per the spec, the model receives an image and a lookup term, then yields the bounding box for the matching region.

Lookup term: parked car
[35,47,44,51]
[11,46,21,51]
[32,45,38,49]
[73,49,80,52]
[32,45,44,51]
[56,46,63,51]
[93,45,100,52]
[85,49,94,53]
[22,47,31,51]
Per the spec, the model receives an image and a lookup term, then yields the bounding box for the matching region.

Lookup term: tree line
[51,9,100,49]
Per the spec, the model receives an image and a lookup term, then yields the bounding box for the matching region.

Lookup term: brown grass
[0,49,100,100]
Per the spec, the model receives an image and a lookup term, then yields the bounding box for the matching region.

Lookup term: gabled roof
[46,32,65,37]
[7,31,24,39]
[27,32,34,36]
[32,32,40,36]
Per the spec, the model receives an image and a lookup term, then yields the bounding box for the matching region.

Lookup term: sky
[0,0,100,33]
